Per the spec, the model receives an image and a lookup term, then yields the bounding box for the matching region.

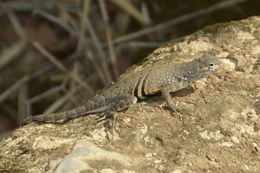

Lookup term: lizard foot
[95,112,114,122]
[166,105,180,113]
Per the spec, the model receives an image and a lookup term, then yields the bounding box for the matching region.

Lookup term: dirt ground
[0,16,259,173]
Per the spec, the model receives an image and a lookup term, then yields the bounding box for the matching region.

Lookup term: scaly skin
[23,54,221,124]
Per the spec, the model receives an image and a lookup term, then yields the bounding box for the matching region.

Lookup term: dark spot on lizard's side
[134,78,142,97]
[141,74,149,97]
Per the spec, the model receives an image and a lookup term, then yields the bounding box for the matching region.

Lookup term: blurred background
[0,0,259,137]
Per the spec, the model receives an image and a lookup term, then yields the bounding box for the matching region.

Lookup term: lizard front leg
[160,81,189,112]
[160,88,176,112]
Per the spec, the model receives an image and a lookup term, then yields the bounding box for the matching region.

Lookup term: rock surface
[0,16,259,173]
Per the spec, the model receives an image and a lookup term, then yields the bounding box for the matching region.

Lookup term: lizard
[23,53,221,124]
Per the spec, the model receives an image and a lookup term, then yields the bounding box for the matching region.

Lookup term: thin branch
[0,11,26,70]
[27,79,68,104]
[43,63,82,114]
[84,49,108,85]
[124,41,166,48]
[66,61,84,106]
[0,52,82,103]
[0,41,26,70]
[113,0,246,44]
[32,41,94,95]
[77,0,91,52]
[84,17,112,84]
[33,9,77,36]
[141,2,152,25]
[98,0,118,78]
[0,1,79,13]
[0,75,29,103]
[26,79,68,116]
[17,83,28,126]
[122,37,184,48]
[6,10,26,40]
[109,0,145,24]
[77,0,110,85]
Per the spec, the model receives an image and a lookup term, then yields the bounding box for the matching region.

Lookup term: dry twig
[109,0,145,24]
[33,9,77,36]
[32,41,94,95]
[17,83,28,126]
[98,0,118,78]
[113,0,246,44]
[0,53,81,103]
[0,11,26,70]
[0,1,79,13]
[0,75,30,104]
[83,17,112,84]
[26,79,68,116]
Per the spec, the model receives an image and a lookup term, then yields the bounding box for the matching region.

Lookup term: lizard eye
[209,63,214,66]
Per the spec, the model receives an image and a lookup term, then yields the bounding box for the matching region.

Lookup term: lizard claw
[95,112,114,122]
[169,106,181,113]
[163,105,180,113]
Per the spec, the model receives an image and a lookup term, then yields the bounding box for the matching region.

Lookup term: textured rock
[0,16,259,173]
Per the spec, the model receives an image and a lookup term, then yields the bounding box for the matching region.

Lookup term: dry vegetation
[0,0,257,135]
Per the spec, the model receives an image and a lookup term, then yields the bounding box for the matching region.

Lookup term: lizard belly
[137,89,160,100]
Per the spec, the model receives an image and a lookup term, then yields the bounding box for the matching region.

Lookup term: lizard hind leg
[95,95,137,122]
[108,95,137,112]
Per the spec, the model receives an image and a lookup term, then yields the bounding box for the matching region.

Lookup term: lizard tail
[28,103,109,123]
[22,94,137,124]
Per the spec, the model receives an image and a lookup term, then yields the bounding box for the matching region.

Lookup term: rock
[0,16,259,173]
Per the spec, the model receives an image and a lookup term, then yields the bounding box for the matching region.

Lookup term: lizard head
[197,54,221,73]
[186,54,222,82]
